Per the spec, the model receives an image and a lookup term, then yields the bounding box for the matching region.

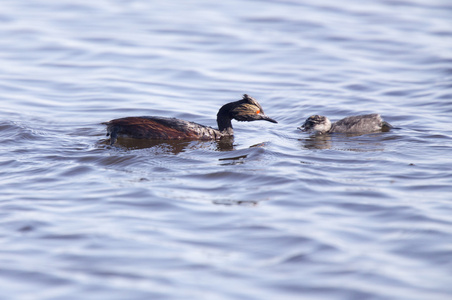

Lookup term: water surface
[1,0,452,299]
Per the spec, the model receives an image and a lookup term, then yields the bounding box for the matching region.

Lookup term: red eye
[256,109,260,114]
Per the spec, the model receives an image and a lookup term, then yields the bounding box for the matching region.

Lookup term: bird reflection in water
[301,134,333,150]
[300,134,387,152]
[100,136,235,153]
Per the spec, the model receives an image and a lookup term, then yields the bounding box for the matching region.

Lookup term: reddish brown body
[103,116,224,145]
[105,117,198,139]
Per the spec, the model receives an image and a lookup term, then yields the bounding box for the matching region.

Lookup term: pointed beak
[298,123,307,131]
[298,119,313,131]
[260,114,278,123]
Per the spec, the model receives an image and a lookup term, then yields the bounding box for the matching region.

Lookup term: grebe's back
[331,114,392,133]
[103,116,223,145]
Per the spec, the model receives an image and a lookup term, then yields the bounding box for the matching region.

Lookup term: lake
[1,0,452,299]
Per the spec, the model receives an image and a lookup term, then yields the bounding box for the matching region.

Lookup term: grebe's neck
[319,117,332,134]
[216,102,235,135]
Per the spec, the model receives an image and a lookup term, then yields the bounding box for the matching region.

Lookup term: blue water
[1,0,452,299]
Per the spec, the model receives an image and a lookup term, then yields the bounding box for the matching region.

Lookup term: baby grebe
[299,114,392,135]
[103,94,277,145]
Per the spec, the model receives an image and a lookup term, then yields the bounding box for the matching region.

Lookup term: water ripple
[1,0,452,299]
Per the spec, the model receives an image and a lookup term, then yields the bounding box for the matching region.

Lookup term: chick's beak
[297,122,308,131]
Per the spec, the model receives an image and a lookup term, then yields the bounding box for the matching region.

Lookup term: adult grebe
[299,114,392,135]
[103,94,277,145]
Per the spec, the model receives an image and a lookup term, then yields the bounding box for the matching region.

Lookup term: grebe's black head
[299,115,331,134]
[229,94,277,123]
